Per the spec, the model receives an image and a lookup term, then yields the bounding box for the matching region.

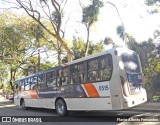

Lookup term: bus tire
[55,99,68,116]
[21,99,28,110]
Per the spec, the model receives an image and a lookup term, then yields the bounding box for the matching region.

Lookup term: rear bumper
[122,89,147,109]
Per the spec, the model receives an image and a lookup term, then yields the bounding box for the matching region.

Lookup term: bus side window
[99,55,112,81]
[19,80,25,91]
[71,62,85,84]
[57,69,62,86]
[38,74,45,89]
[31,76,39,90]
[25,78,31,90]
[25,78,30,90]
[57,67,69,86]
[86,55,113,82]
[46,71,57,88]
[87,58,99,82]
[18,82,21,91]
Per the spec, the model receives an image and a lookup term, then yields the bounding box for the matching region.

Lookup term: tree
[81,0,104,57]
[41,61,57,70]
[144,50,160,99]
[0,11,62,92]
[104,37,115,46]
[116,25,125,41]
[0,12,45,91]
[153,30,160,54]
[13,0,73,62]
[145,0,160,6]
[1,30,29,90]
[116,25,136,44]
[0,62,7,89]
[145,0,160,14]
[71,36,104,60]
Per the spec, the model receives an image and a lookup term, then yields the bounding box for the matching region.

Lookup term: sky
[62,0,160,45]
[0,0,160,46]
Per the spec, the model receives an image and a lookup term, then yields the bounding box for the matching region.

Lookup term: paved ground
[0,99,159,125]
[118,102,160,125]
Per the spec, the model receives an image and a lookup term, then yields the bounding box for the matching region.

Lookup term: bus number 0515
[99,85,109,91]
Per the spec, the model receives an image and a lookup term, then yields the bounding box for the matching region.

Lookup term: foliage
[116,25,125,41]
[144,52,160,82]
[41,61,57,70]
[15,0,73,62]
[145,0,160,6]
[145,0,160,14]
[72,36,104,60]
[0,12,58,92]
[3,83,12,94]
[72,37,86,59]
[82,0,104,56]
[103,37,115,46]
[88,41,104,54]
[152,96,160,102]
[116,25,137,45]
[82,0,104,25]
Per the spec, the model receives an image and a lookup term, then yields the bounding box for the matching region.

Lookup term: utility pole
[106,1,127,46]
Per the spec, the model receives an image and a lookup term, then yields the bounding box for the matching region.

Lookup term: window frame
[70,61,85,84]
[37,74,45,89]
[57,66,70,86]
[30,76,38,90]
[46,70,57,88]
[86,54,113,83]
[24,78,31,91]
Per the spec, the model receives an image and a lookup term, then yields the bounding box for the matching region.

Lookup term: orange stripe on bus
[83,83,99,97]
[28,90,39,99]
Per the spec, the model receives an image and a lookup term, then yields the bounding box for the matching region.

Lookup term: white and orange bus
[14,47,147,116]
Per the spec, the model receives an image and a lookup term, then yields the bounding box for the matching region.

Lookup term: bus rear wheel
[55,99,68,116]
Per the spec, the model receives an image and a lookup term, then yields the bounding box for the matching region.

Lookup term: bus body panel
[20,98,55,109]
[109,50,123,110]
[65,98,112,110]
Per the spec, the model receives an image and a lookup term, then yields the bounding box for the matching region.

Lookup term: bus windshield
[122,52,140,73]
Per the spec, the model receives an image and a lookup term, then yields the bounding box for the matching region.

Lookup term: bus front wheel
[55,99,68,116]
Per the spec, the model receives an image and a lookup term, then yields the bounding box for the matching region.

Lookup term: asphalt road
[0,100,160,125]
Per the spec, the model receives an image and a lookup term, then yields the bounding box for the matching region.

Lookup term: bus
[14,47,147,116]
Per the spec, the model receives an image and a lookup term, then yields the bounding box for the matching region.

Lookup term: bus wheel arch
[55,97,68,116]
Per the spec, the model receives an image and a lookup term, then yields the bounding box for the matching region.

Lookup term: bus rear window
[122,53,140,73]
